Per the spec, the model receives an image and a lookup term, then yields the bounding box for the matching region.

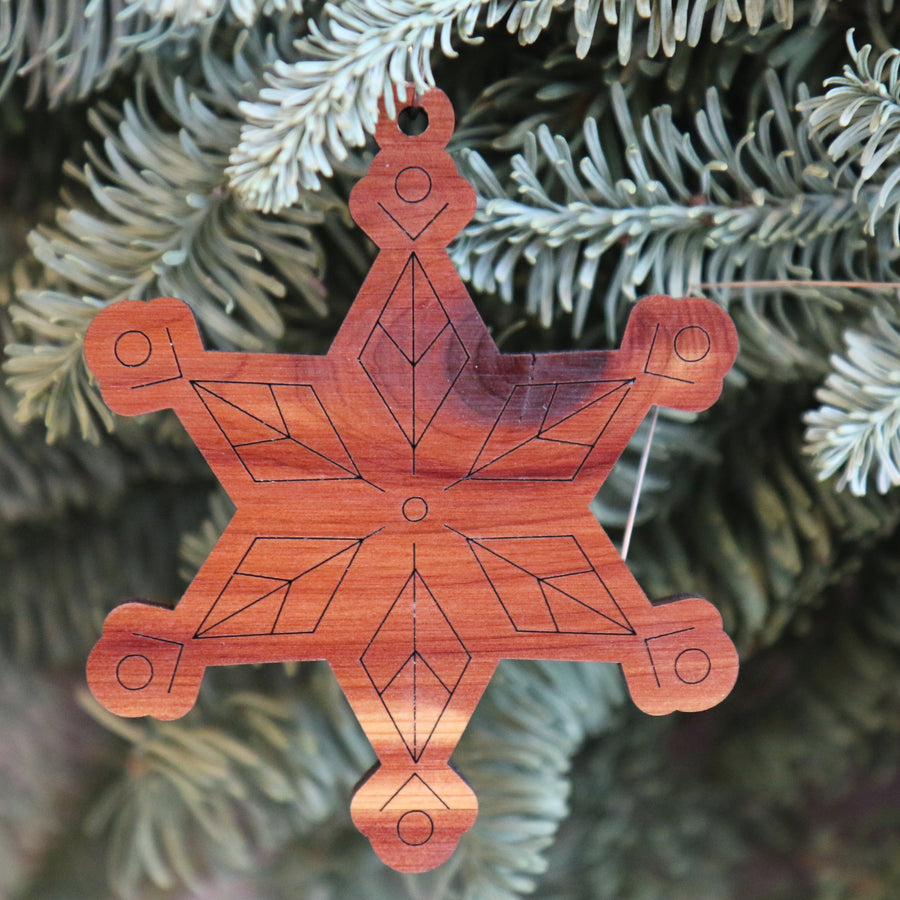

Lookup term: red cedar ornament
[85,86,739,873]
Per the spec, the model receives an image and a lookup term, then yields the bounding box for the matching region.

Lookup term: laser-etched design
[84,86,740,874]
[362,554,471,762]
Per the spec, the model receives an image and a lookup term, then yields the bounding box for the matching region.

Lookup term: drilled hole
[398,106,429,136]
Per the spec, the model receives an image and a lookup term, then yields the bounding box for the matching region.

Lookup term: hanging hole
[398,106,429,136]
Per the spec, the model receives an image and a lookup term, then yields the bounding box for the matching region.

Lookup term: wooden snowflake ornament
[85,86,740,873]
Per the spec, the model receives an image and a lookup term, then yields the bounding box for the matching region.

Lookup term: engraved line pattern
[377,202,449,240]
[464,379,634,481]
[359,253,470,469]
[129,634,185,692]
[454,530,636,636]
[83,88,740,873]
[124,327,184,389]
[193,380,363,483]
[643,322,711,383]
[380,774,450,812]
[195,537,364,638]
[644,627,710,687]
[361,549,471,762]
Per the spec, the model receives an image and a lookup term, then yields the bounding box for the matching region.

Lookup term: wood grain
[84,85,740,872]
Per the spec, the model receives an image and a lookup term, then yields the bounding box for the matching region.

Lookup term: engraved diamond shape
[362,569,470,760]
[359,254,469,448]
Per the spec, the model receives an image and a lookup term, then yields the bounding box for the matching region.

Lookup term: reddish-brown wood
[84,86,740,873]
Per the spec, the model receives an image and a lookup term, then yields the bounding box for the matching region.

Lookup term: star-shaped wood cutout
[84,87,739,872]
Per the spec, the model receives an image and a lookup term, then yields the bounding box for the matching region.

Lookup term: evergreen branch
[575,0,828,65]
[543,555,900,898]
[540,713,746,899]
[86,703,302,894]
[129,0,304,28]
[591,408,717,528]
[0,372,207,530]
[245,0,774,202]
[4,71,330,441]
[0,0,196,107]
[452,74,869,349]
[0,665,101,897]
[128,0,233,26]
[227,0,829,211]
[804,311,900,495]
[84,671,374,897]
[4,291,111,442]
[227,0,492,211]
[800,30,900,244]
[0,476,210,665]
[632,419,900,651]
[450,659,626,898]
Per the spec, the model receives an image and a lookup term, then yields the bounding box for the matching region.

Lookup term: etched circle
[397,810,434,846]
[116,654,154,691]
[674,326,711,362]
[395,166,432,203]
[674,648,711,684]
[402,496,428,522]
[115,330,152,367]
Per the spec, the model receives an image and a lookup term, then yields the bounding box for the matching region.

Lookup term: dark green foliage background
[2,1,900,896]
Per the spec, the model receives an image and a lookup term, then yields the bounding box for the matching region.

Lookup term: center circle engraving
[114,330,152,367]
[116,654,154,691]
[395,166,432,203]
[397,809,434,846]
[402,496,428,522]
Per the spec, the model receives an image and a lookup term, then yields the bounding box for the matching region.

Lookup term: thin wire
[621,406,659,562]
[619,277,897,559]
[691,279,900,292]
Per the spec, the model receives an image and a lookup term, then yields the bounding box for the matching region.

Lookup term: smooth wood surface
[85,86,740,872]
